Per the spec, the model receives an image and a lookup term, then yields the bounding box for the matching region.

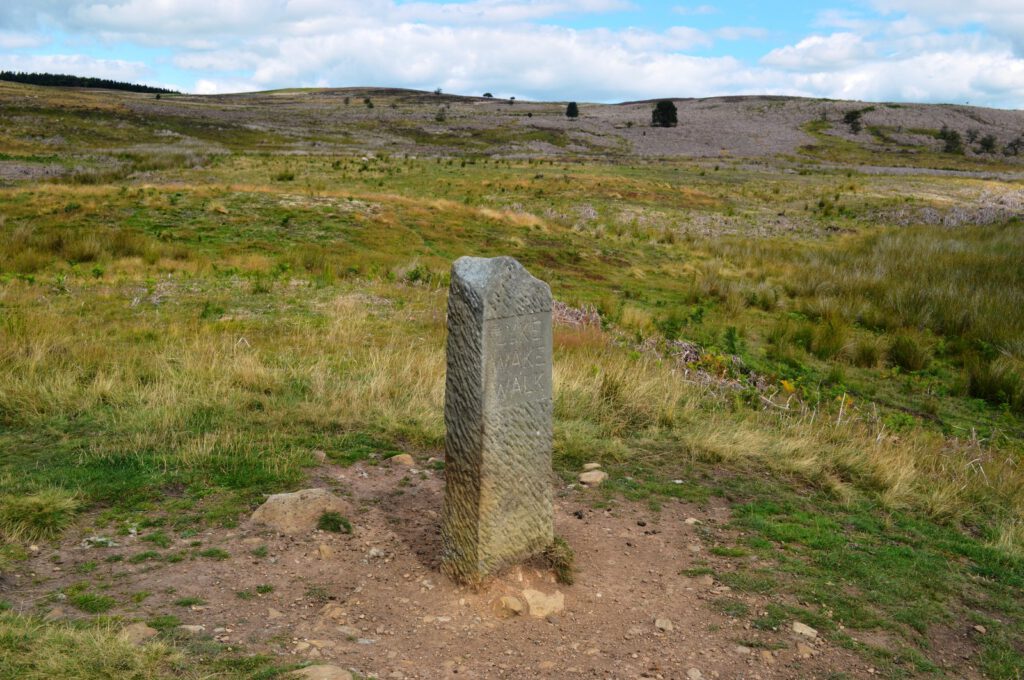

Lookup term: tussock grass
[0,488,79,542]
[0,613,179,679]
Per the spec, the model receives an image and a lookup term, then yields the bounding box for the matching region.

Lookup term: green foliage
[565,102,579,119]
[978,134,998,154]
[938,125,964,154]
[0,70,178,94]
[198,548,230,560]
[810,319,848,360]
[889,333,931,372]
[316,511,352,534]
[544,536,576,585]
[651,100,678,127]
[68,592,116,614]
[0,488,79,541]
[843,110,862,134]
[967,356,1023,413]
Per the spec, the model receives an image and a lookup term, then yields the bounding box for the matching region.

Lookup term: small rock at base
[582,463,602,471]
[318,543,333,560]
[522,589,564,618]
[760,650,775,665]
[687,669,703,680]
[973,625,987,635]
[43,608,66,621]
[289,665,353,680]
[494,596,524,618]
[734,645,752,655]
[578,470,608,485]
[250,488,351,535]
[655,617,674,632]
[118,622,158,645]
[792,621,818,639]
[178,625,206,635]
[796,642,815,659]
[684,517,700,525]
[387,454,415,467]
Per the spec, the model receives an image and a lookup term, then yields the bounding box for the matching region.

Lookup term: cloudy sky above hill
[2,0,1023,107]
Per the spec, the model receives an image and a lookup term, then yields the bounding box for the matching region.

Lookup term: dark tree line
[0,71,178,94]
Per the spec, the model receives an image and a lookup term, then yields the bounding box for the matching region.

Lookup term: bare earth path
[7,457,933,680]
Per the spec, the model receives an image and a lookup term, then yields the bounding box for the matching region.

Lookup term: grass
[316,511,352,534]
[0,489,79,542]
[0,80,1022,677]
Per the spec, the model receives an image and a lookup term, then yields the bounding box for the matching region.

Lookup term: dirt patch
[7,460,965,679]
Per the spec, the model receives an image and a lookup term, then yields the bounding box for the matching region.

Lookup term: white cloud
[762,33,872,71]
[872,0,1024,52]
[0,31,50,49]
[0,0,1023,107]
[672,5,716,16]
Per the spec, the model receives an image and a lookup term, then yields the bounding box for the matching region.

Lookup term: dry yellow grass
[1,268,1021,552]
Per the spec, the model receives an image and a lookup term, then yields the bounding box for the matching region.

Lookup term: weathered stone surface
[250,488,350,535]
[441,256,554,584]
[494,595,525,618]
[578,470,608,485]
[118,622,158,645]
[290,665,353,680]
[792,621,818,639]
[522,589,564,618]
[387,453,415,467]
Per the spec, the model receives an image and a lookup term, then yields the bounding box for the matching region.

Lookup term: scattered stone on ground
[250,488,351,534]
[290,665,354,680]
[582,463,602,471]
[973,625,988,635]
[655,617,674,632]
[797,642,815,658]
[118,622,158,645]
[578,470,608,485]
[387,454,415,467]
[793,621,819,639]
[178,625,206,635]
[494,595,524,618]
[522,589,564,618]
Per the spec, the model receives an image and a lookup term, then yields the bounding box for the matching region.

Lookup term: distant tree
[566,101,579,119]
[978,133,998,154]
[843,110,862,134]
[0,70,178,94]
[509,96,516,105]
[482,92,493,98]
[966,128,980,144]
[433,87,442,95]
[343,96,350,105]
[1004,134,1024,156]
[364,97,373,109]
[651,100,678,127]
[435,106,447,122]
[938,125,964,154]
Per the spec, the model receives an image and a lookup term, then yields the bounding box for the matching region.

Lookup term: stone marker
[441,256,554,584]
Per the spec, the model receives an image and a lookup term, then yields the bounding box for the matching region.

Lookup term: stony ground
[8,453,982,680]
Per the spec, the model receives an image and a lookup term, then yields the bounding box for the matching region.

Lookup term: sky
[1,1,1023,108]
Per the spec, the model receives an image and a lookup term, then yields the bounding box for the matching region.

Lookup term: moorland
[1,81,1023,679]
